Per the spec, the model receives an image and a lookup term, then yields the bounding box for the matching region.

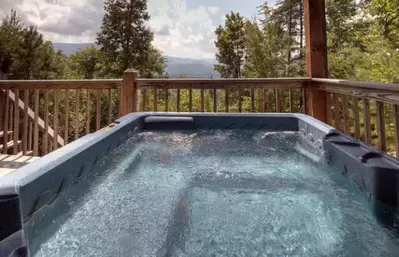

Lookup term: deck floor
[0,154,40,178]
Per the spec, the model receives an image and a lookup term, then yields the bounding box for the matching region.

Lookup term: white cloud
[208,6,220,15]
[0,0,218,59]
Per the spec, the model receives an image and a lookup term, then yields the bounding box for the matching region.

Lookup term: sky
[0,0,276,59]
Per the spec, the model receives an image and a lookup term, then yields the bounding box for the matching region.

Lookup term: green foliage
[214,12,246,78]
[70,46,100,79]
[96,0,165,77]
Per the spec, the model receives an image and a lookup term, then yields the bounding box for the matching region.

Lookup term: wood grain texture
[43,90,49,155]
[343,95,349,133]
[108,89,112,124]
[164,89,169,112]
[3,90,9,154]
[54,89,60,150]
[314,79,399,105]
[353,97,360,139]
[33,90,39,156]
[189,89,193,112]
[120,70,138,115]
[86,89,91,134]
[153,88,158,112]
[176,89,181,112]
[333,94,341,131]
[0,80,122,89]
[289,89,293,113]
[304,0,328,122]
[376,101,386,151]
[263,89,268,112]
[75,89,80,140]
[250,89,255,112]
[13,90,19,154]
[363,99,371,144]
[238,89,242,113]
[275,89,281,112]
[200,89,204,112]
[213,89,217,113]
[6,90,64,148]
[96,90,101,131]
[28,122,33,152]
[23,89,29,154]
[65,89,70,144]
[141,89,147,111]
[225,89,229,113]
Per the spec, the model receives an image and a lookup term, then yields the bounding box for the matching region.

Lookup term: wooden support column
[304,0,328,122]
[120,69,139,116]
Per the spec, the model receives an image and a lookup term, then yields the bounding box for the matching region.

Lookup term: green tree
[71,46,100,79]
[214,12,245,78]
[16,26,43,79]
[96,0,164,77]
[367,0,399,48]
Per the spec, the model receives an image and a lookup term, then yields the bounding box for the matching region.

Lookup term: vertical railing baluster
[333,94,341,130]
[9,104,13,133]
[250,89,255,113]
[342,95,349,133]
[176,89,180,112]
[238,88,242,113]
[263,89,268,112]
[86,89,91,135]
[153,88,158,111]
[200,89,204,112]
[213,88,217,113]
[353,97,360,139]
[33,90,39,156]
[225,89,229,113]
[13,90,20,154]
[75,89,81,140]
[54,89,60,150]
[289,89,293,113]
[28,122,33,153]
[96,90,101,131]
[363,99,371,144]
[64,89,70,144]
[376,101,386,151]
[22,89,29,155]
[164,89,169,112]
[43,91,49,155]
[302,88,307,114]
[141,89,147,112]
[108,89,112,124]
[189,89,193,112]
[3,90,10,154]
[275,89,281,112]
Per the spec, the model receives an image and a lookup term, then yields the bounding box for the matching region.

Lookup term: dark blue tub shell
[1,113,399,257]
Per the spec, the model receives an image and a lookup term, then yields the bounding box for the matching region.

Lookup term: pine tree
[96,0,164,77]
[214,12,245,78]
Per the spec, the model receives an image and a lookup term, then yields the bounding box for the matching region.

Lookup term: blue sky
[0,0,277,59]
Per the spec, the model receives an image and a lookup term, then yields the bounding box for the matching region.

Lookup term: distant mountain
[53,43,96,55]
[52,43,219,78]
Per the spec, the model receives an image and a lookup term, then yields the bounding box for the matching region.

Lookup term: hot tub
[1,113,399,257]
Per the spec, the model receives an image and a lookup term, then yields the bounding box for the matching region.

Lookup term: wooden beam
[120,69,138,116]
[304,0,328,122]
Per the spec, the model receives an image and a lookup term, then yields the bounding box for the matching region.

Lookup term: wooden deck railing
[0,79,122,156]
[313,78,399,157]
[134,78,309,113]
[1,72,399,158]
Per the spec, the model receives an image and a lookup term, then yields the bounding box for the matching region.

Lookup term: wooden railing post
[304,0,328,122]
[120,69,138,116]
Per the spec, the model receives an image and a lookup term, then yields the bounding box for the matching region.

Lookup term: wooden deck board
[0,154,40,177]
